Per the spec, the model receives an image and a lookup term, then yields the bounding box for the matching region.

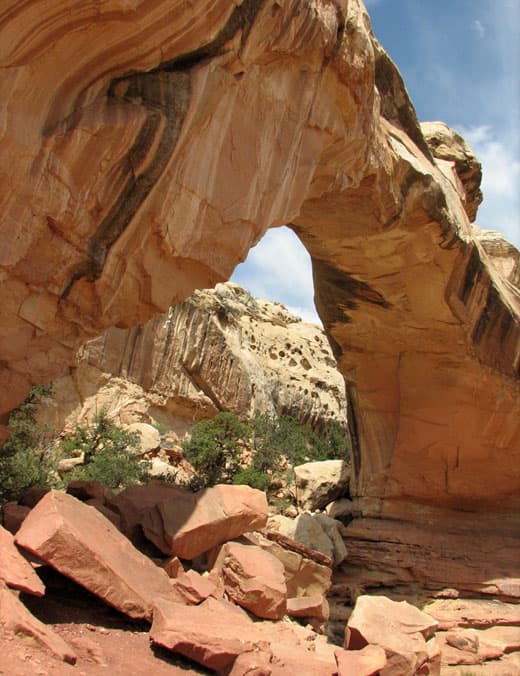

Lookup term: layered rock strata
[0,0,518,523]
[38,282,348,437]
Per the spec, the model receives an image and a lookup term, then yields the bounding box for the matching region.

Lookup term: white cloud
[472,19,485,38]
[460,124,520,245]
[231,227,320,324]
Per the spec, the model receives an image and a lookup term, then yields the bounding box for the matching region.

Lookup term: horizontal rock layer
[0,0,518,523]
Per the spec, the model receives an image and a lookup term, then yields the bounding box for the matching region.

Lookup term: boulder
[241,531,332,599]
[0,525,45,596]
[85,498,122,529]
[171,570,217,605]
[212,542,287,620]
[66,480,115,504]
[162,556,184,579]
[346,595,440,676]
[151,595,339,675]
[140,484,268,559]
[15,490,174,620]
[294,460,350,511]
[268,512,346,566]
[335,645,387,676]
[126,422,161,455]
[325,498,354,521]
[1,502,30,534]
[151,596,258,671]
[18,486,50,509]
[287,595,329,621]
[0,580,76,664]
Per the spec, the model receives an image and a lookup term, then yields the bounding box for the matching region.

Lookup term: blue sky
[232,1,519,323]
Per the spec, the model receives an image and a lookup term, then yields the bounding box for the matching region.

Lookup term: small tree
[0,385,57,504]
[183,412,251,487]
[58,411,150,491]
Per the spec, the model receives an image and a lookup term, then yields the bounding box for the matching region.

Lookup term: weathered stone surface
[151,595,338,675]
[0,525,45,596]
[171,570,217,605]
[38,283,348,440]
[268,513,346,566]
[341,516,520,600]
[0,0,518,537]
[294,460,350,512]
[126,422,161,455]
[15,490,173,620]
[140,484,268,559]
[345,595,440,676]
[241,531,332,599]
[212,542,287,620]
[287,594,329,621]
[0,581,76,664]
[335,645,387,676]
[421,121,483,222]
[66,480,115,504]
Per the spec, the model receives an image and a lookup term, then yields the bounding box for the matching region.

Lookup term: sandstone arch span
[0,0,518,518]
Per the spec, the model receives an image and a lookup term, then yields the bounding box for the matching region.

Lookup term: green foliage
[0,385,57,504]
[58,411,150,491]
[251,412,350,469]
[183,412,251,487]
[233,466,271,491]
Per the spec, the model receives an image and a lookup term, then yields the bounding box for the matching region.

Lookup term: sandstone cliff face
[0,0,518,519]
[39,283,347,438]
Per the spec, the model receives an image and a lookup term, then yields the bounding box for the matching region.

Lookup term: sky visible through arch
[232,0,520,325]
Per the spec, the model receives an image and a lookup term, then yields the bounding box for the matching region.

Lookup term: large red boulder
[0,524,45,596]
[212,542,287,620]
[346,595,440,675]
[15,490,174,620]
[139,484,268,559]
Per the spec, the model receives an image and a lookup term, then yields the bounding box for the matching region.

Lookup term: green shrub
[0,385,57,504]
[183,412,251,487]
[58,411,150,491]
[233,466,271,491]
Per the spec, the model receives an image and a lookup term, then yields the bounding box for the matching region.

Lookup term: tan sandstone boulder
[268,512,347,566]
[126,422,161,455]
[15,490,174,620]
[139,484,268,559]
[294,460,350,512]
[287,595,329,622]
[212,542,287,620]
[346,595,440,676]
[0,525,45,596]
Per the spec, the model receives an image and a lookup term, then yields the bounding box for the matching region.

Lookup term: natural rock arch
[0,0,518,518]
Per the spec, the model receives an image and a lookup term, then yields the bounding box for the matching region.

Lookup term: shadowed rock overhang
[0,0,518,517]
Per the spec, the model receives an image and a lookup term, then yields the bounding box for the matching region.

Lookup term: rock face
[0,0,518,534]
[39,283,347,439]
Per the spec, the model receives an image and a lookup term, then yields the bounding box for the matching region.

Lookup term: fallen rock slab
[151,596,257,671]
[346,595,440,676]
[151,595,339,675]
[0,524,45,596]
[0,580,76,664]
[15,490,173,620]
[171,570,217,605]
[141,484,268,559]
[335,645,387,676]
[212,542,287,620]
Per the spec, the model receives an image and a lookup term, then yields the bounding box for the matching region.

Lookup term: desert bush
[58,411,150,491]
[0,385,57,504]
[183,412,251,487]
[233,466,271,491]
